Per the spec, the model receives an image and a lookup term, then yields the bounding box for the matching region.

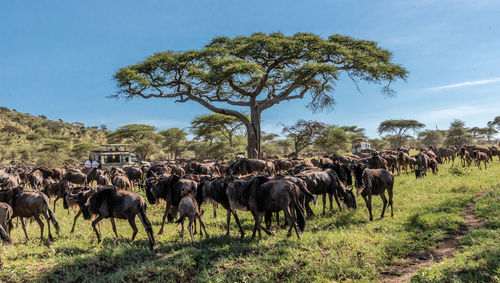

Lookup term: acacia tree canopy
[191,113,244,146]
[107,124,157,143]
[378,119,425,148]
[113,32,407,158]
[282,120,325,158]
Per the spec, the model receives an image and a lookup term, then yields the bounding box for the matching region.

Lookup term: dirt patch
[380,189,487,283]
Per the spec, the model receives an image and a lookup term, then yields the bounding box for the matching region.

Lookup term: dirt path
[380,189,487,283]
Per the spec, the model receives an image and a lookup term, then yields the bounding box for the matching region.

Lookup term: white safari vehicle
[87,144,149,170]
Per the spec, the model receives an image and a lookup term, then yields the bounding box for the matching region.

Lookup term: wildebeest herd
[0,145,498,261]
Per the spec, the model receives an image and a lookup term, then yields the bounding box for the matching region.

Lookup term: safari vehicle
[351,139,373,154]
[88,144,149,170]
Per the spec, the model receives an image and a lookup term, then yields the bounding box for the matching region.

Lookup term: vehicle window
[131,156,139,162]
[121,155,129,163]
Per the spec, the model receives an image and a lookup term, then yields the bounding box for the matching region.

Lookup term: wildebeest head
[352,163,366,188]
[343,188,356,209]
[66,187,94,219]
[144,176,159,205]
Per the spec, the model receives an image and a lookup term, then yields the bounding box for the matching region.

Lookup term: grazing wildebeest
[28,169,44,190]
[145,174,197,235]
[368,153,388,170]
[247,178,306,239]
[357,168,394,221]
[297,169,356,215]
[0,202,13,243]
[126,167,143,189]
[274,160,293,173]
[176,194,208,245]
[80,187,156,250]
[42,180,72,212]
[415,152,429,178]
[0,188,59,241]
[437,147,455,163]
[63,170,87,186]
[472,150,489,170]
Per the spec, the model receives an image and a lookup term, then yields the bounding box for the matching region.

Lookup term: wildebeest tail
[294,198,306,232]
[63,191,69,209]
[0,225,10,243]
[297,181,317,206]
[47,208,60,234]
[138,203,156,250]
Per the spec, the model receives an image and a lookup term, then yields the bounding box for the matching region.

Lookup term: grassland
[1,161,499,282]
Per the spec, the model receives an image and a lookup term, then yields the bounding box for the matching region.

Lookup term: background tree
[339,126,367,143]
[378,119,425,148]
[113,32,407,158]
[133,140,158,160]
[282,120,324,158]
[369,138,390,150]
[107,124,157,143]
[487,116,500,131]
[445,119,472,147]
[276,139,293,156]
[158,128,187,160]
[190,114,244,147]
[315,126,349,154]
[418,130,445,147]
[71,142,98,160]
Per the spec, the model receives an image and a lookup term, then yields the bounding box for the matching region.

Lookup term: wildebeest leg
[180,217,185,246]
[213,202,218,218]
[188,217,194,244]
[231,210,245,239]
[158,203,171,235]
[304,199,315,217]
[388,185,394,217]
[328,193,333,211]
[276,211,280,228]
[110,217,119,238]
[322,194,326,215]
[20,217,29,241]
[128,216,138,241]
[332,191,342,212]
[363,195,373,221]
[71,210,82,233]
[33,215,44,240]
[225,209,231,236]
[42,210,53,241]
[284,207,299,239]
[380,193,388,219]
[197,215,209,238]
[264,211,272,230]
[92,215,104,243]
[53,197,59,212]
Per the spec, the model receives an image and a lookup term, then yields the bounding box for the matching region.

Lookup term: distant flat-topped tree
[113,32,407,158]
[378,120,425,148]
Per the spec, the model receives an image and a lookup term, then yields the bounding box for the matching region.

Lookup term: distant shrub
[448,165,471,176]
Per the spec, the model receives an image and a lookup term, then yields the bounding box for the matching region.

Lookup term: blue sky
[1,0,499,138]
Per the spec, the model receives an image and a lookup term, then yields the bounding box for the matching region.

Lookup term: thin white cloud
[417,105,498,121]
[428,77,500,91]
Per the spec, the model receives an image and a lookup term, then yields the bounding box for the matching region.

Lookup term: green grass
[1,161,499,282]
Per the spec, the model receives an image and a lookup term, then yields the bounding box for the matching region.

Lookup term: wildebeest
[80,187,156,250]
[42,180,72,212]
[0,172,21,189]
[28,169,44,190]
[229,158,274,175]
[472,150,489,170]
[415,152,429,178]
[0,202,13,243]
[87,168,110,186]
[63,170,87,186]
[112,174,132,190]
[176,194,208,245]
[247,178,306,239]
[126,166,143,189]
[145,174,197,235]
[398,151,410,174]
[64,186,95,233]
[0,188,59,241]
[356,169,394,221]
[36,167,64,181]
[296,169,356,215]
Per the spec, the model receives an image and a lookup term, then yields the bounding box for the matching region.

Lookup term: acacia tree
[445,119,471,147]
[282,120,325,158]
[378,119,425,148]
[315,126,349,154]
[191,113,244,147]
[158,128,187,159]
[113,33,407,158]
[418,130,444,147]
[107,124,157,143]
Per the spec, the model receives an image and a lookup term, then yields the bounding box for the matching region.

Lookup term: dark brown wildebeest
[415,152,429,178]
[79,187,156,249]
[36,167,64,181]
[437,147,455,163]
[0,202,13,243]
[42,179,72,212]
[274,160,292,173]
[169,165,186,176]
[28,169,44,190]
[382,154,398,174]
[247,178,306,239]
[356,168,394,221]
[63,170,87,186]
[176,194,208,246]
[363,153,388,170]
[145,174,197,235]
[126,167,143,189]
[229,158,274,175]
[296,169,356,215]
[489,146,500,162]
[319,163,353,187]
[472,150,489,170]
[0,188,59,241]
[397,151,410,174]
[146,164,170,179]
[87,168,110,186]
[64,186,96,233]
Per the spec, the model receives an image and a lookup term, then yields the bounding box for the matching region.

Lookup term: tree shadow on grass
[37,232,292,282]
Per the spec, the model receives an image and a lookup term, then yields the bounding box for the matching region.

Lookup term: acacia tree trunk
[246,105,261,159]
